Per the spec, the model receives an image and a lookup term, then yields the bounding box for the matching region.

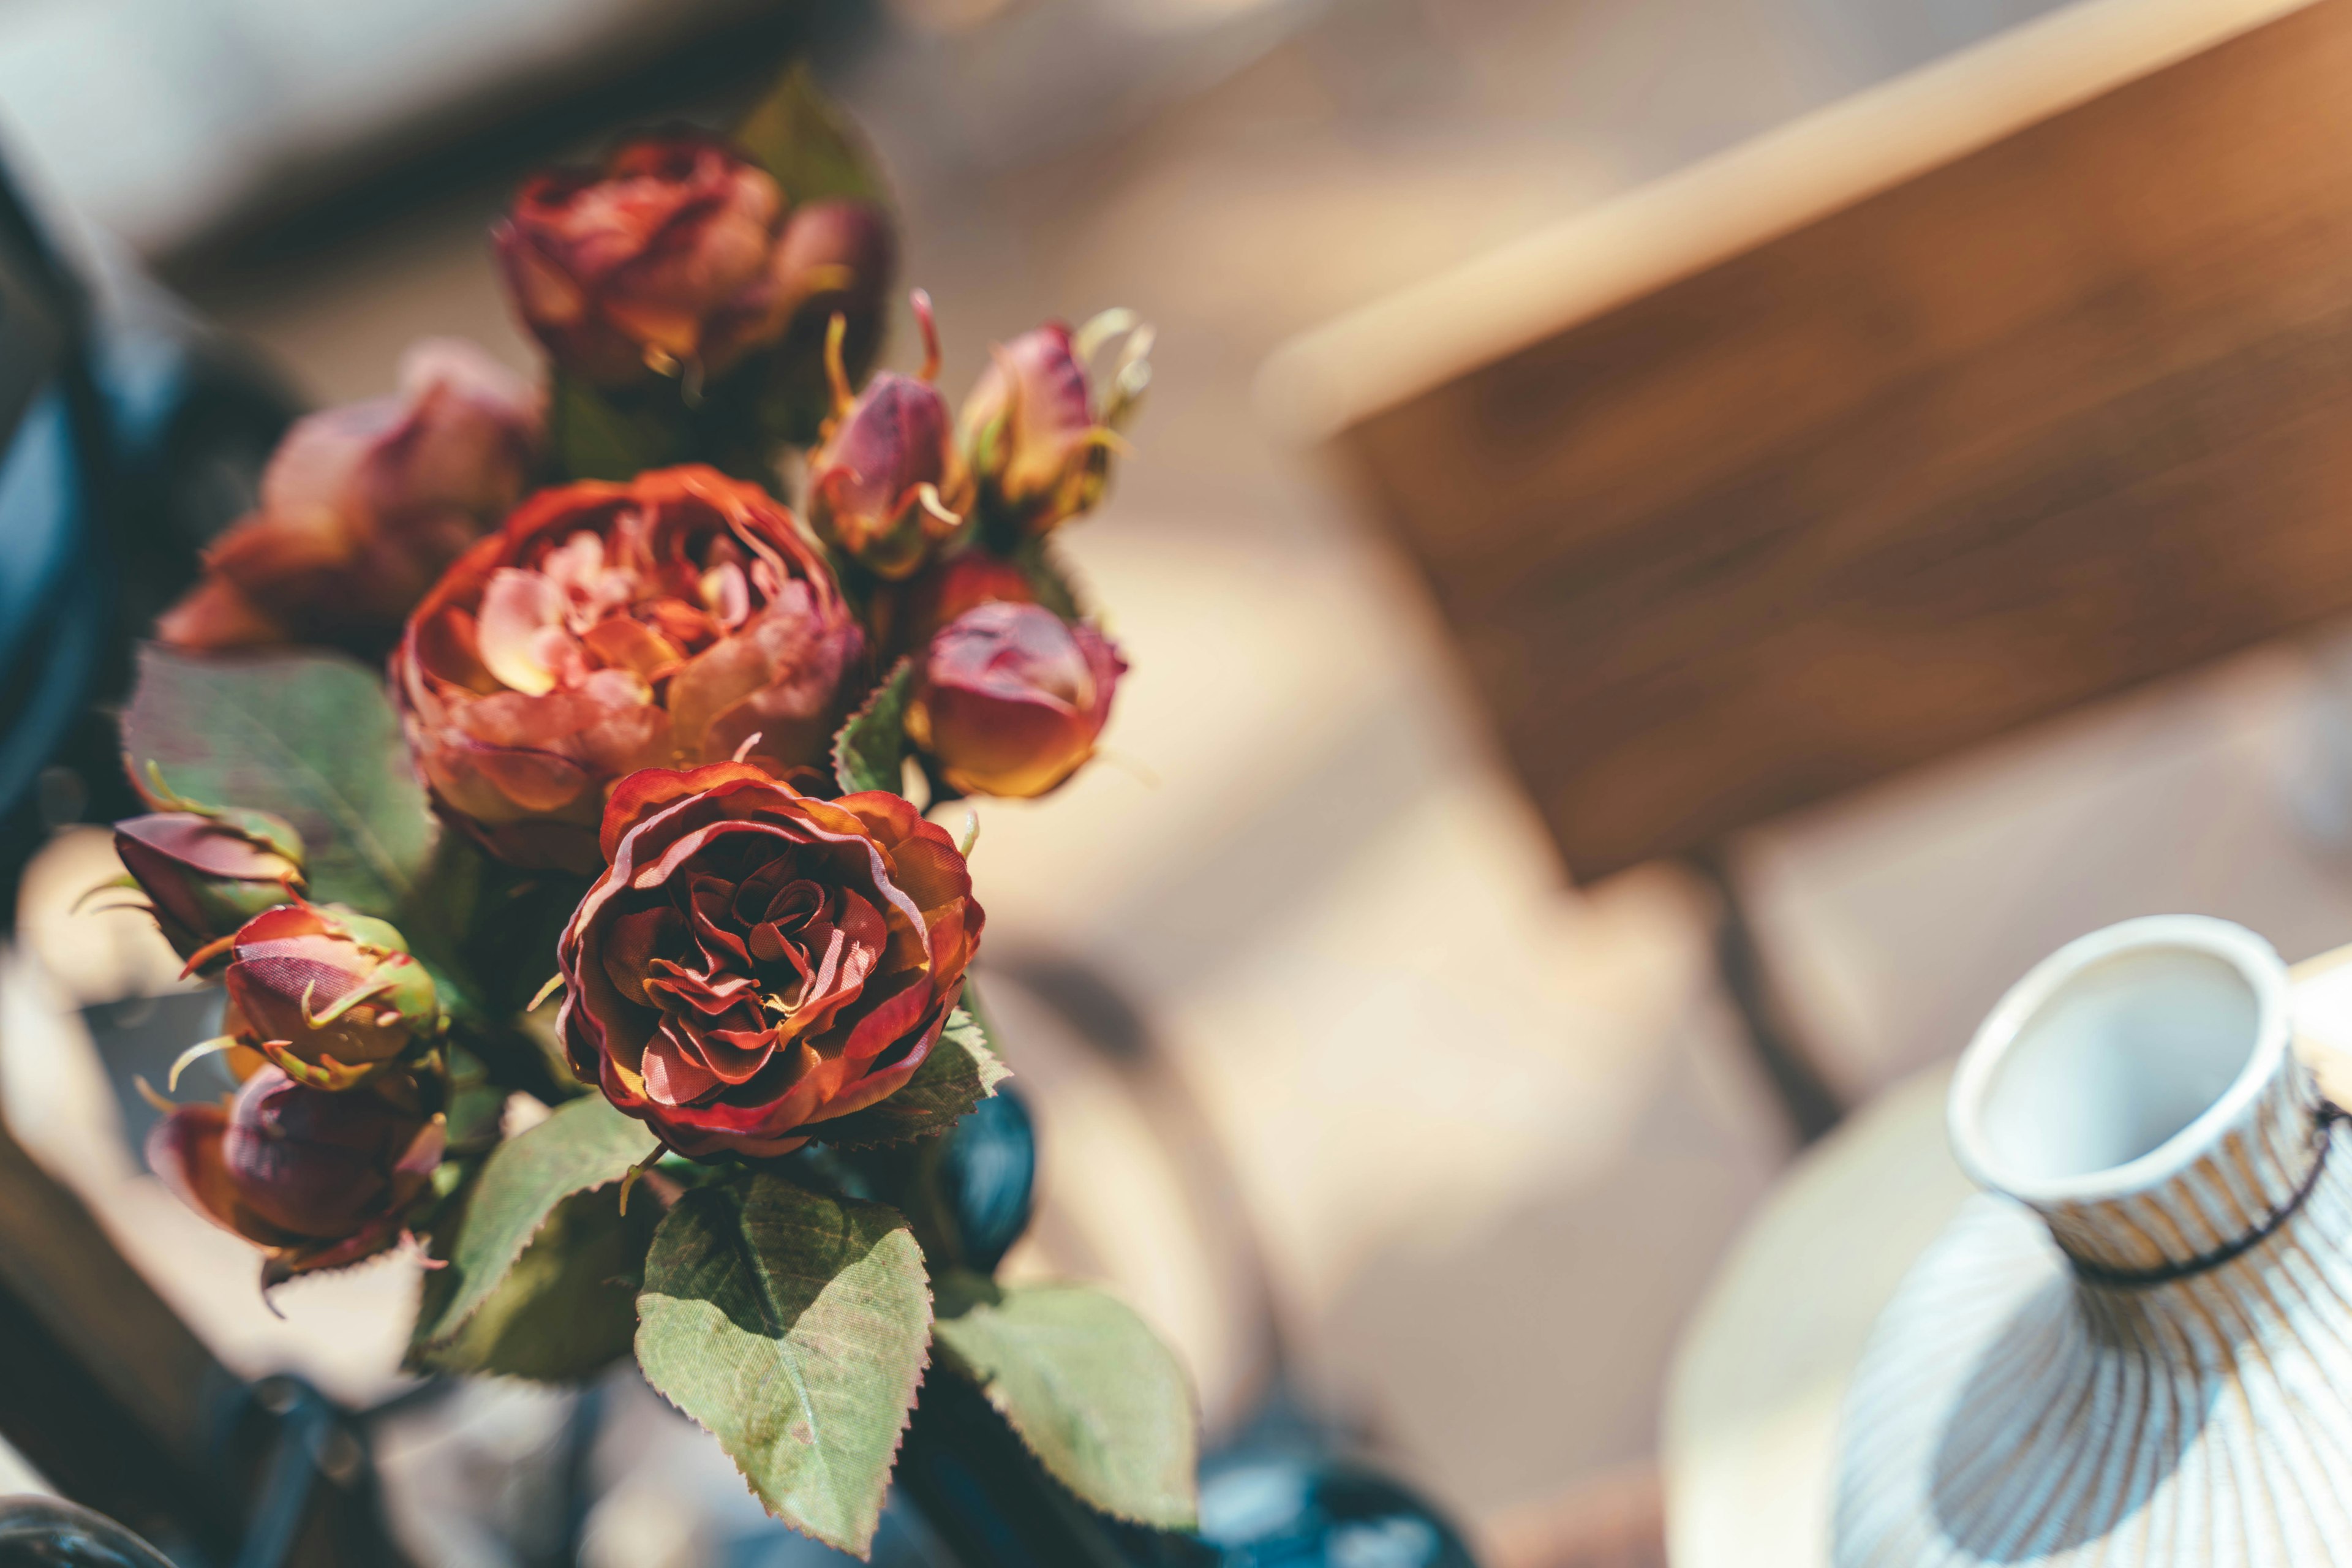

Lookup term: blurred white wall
[0,0,770,252]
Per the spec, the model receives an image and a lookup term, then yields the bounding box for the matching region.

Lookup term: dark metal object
[0,1497,178,1568]
[933,1084,1035,1278]
[1681,845,1846,1145]
[1196,1455,1478,1568]
[0,156,298,913]
[895,1373,1216,1568]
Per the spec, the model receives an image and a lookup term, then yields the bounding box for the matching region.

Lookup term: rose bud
[497,130,797,388]
[557,761,983,1159]
[148,1066,444,1283]
[114,809,306,976]
[762,200,897,443]
[873,549,1035,661]
[394,465,862,872]
[806,290,971,581]
[222,905,441,1089]
[905,601,1125,798]
[959,309,1152,537]
[156,339,541,657]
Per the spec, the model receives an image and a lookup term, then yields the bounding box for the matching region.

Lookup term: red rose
[806,291,970,580]
[497,131,796,387]
[393,466,863,873]
[906,601,1125,797]
[156,339,541,655]
[147,1067,443,1281]
[557,762,983,1159]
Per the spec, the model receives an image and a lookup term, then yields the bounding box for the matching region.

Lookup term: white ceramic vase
[1832,915,2352,1566]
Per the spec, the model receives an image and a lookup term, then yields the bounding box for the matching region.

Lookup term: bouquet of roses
[107,64,1185,1557]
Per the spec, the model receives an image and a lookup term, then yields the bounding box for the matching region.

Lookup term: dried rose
[557,761,983,1159]
[148,1066,443,1282]
[497,130,796,388]
[394,465,864,873]
[873,549,1036,661]
[114,809,306,976]
[959,310,1150,536]
[905,601,1125,799]
[221,905,441,1090]
[806,290,970,581]
[156,339,541,656]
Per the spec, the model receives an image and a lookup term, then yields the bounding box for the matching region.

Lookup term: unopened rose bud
[497,130,794,388]
[114,809,306,976]
[959,309,1150,537]
[223,905,441,1088]
[147,1066,443,1281]
[905,601,1125,797]
[807,290,970,581]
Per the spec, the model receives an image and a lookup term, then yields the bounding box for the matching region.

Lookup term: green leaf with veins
[635,1175,930,1556]
[932,1270,1199,1528]
[121,646,437,919]
[411,1186,655,1383]
[415,1095,656,1348]
[830,658,913,797]
[813,1006,1006,1151]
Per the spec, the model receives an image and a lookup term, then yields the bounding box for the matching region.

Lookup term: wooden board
[1274,0,2352,879]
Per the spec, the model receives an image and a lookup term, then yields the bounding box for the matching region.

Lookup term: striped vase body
[1833,916,2352,1567]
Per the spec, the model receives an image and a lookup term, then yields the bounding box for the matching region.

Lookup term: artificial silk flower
[394,465,863,873]
[557,762,982,1159]
[157,339,541,657]
[805,290,971,581]
[905,600,1124,798]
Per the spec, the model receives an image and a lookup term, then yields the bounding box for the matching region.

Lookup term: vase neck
[2012,1052,2332,1282]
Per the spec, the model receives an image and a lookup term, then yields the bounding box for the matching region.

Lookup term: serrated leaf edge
[830,658,914,796]
[932,1284,1200,1531]
[633,1184,933,1558]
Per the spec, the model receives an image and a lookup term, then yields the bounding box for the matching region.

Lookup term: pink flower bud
[114,809,306,976]
[806,291,971,580]
[148,1067,443,1281]
[222,905,441,1088]
[905,601,1125,798]
[959,309,1150,536]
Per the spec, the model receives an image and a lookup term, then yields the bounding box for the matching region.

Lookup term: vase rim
[1947,914,2291,1206]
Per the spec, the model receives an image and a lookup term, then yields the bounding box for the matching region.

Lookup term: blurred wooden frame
[1265,0,2352,883]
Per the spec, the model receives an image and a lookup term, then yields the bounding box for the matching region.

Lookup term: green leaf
[932,1272,1198,1529]
[733,61,892,210]
[551,372,695,482]
[121,646,435,918]
[636,1175,930,1556]
[813,1006,1008,1151]
[417,1095,657,1346]
[411,1186,656,1383]
[830,658,913,796]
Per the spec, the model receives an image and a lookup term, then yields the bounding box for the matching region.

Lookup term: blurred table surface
[1660,937,2352,1568]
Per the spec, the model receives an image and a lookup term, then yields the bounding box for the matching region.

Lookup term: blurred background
[15,0,2352,1564]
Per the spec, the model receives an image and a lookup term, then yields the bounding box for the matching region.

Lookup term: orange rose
[393,466,863,872]
[556,763,982,1159]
